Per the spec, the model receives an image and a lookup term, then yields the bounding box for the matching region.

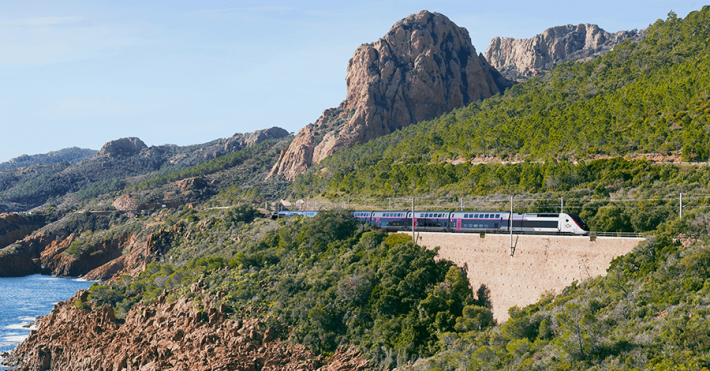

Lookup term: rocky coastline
[3,290,370,371]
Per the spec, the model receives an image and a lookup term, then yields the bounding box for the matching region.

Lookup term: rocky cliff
[4,291,370,371]
[0,213,47,249]
[269,10,511,180]
[485,24,647,81]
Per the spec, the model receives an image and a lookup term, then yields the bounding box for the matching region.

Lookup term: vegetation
[405,210,710,370]
[88,211,493,368]
[289,8,710,203]
[0,135,290,212]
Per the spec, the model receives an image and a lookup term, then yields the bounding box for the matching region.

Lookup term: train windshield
[567,213,589,231]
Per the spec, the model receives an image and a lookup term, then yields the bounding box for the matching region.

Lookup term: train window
[485,214,490,218]
[496,214,500,218]
[474,214,478,218]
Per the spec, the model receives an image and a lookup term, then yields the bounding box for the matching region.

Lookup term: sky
[0,0,703,163]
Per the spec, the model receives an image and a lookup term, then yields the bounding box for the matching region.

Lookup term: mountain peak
[269,10,511,180]
[485,23,647,81]
[96,137,148,158]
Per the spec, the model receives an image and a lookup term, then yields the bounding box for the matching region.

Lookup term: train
[273,209,590,235]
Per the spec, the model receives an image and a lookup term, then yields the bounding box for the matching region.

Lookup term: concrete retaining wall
[416,232,643,322]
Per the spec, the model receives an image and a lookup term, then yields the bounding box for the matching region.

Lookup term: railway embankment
[416,232,643,322]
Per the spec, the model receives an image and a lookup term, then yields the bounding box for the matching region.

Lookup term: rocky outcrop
[221,127,290,153]
[0,246,41,277]
[82,228,177,282]
[485,24,647,81]
[0,228,146,279]
[113,194,139,212]
[6,292,371,371]
[0,231,58,277]
[0,213,47,249]
[269,10,511,180]
[97,137,148,158]
[40,233,138,278]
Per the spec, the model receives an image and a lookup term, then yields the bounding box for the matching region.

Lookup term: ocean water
[0,275,92,370]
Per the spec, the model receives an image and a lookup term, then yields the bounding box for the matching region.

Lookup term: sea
[0,275,92,370]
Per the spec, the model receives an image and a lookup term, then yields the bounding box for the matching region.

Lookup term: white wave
[73,278,96,282]
[2,334,28,343]
[17,316,36,322]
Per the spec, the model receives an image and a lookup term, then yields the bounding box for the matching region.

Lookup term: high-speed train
[351,210,590,235]
[272,209,590,235]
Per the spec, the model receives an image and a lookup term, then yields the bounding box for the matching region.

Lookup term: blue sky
[0,0,702,162]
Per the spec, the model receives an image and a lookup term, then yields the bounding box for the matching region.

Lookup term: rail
[589,231,645,238]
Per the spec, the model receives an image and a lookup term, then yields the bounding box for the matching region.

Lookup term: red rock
[269,10,511,180]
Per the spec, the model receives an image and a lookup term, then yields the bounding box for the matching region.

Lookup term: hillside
[0,134,292,279]
[0,147,97,171]
[0,127,289,213]
[403,210,710,370]
[287,8,710,232]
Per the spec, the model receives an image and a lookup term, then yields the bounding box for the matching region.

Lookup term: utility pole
[510,196,514,256]
[388,197,391,210]
[306,197,309,211]
[412,197,416,243]
[347,196,350,209]
[460,198,463,211]
[561,197,564,213]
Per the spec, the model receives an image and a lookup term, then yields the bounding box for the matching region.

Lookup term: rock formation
[5,292,371,371]
[269,10,511,180]
[0,231,56,277]
[221,127,290,154]
[97,137,148,158]
[0,213,47,249]
[485,24,647,81]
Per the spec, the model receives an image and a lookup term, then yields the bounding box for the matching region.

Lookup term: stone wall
[416,232,642,322]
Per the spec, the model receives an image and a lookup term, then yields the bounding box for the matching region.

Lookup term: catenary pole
[412,197,415,243]
[510,196,513,251]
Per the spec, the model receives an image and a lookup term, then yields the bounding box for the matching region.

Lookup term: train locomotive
[352,210,590,235]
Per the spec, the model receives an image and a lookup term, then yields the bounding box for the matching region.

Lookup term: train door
[457,217,461,231]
